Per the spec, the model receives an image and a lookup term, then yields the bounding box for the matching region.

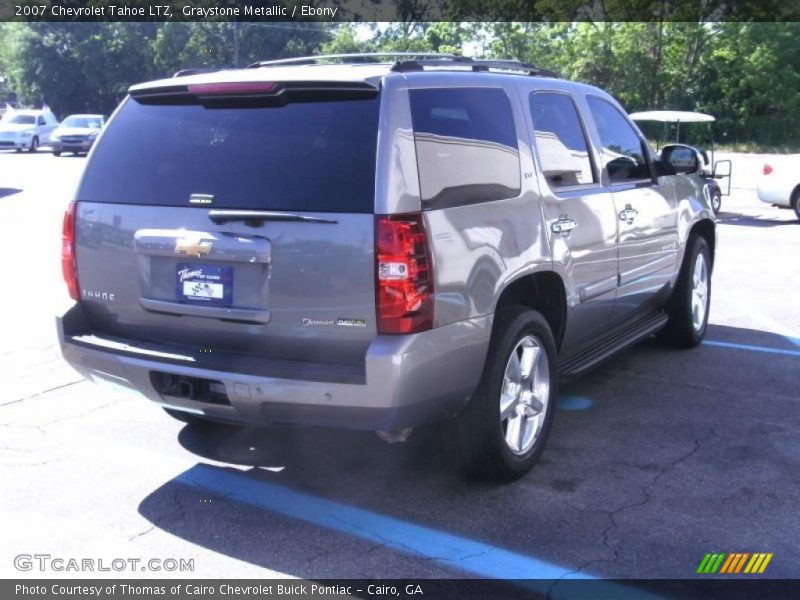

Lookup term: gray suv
[58,54,715,480]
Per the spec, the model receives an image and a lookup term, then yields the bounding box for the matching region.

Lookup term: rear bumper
[756,182,791,207]
[57,304,492,430]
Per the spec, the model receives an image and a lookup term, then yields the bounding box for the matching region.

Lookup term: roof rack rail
[247,53,558,78]
[173,68,225,78]
[391,58,558,78]
[247,52,467,69]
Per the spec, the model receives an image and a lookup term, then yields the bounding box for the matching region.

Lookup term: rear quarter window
[78,96,380,213]
[409,88,521,209]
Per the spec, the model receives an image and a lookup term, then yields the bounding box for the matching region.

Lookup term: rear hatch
[72,79,380,376]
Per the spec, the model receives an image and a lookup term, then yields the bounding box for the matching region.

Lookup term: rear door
[74,82,381,370]
[525,89,620,348]
[585,96,679,321]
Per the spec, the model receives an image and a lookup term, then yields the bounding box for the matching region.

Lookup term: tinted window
[78,97,380,213]
[9,115,35,125]
[587,97,651,183]
[63,116,103,129]
[529,92,595,187]
[409,88,520,208]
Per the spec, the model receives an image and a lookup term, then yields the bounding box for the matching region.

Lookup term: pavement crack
[625,372,796,403]
[1,457,63,467]
[329,514,444,563]
[0,422,48,436]
[0,380,85,407]
[558,427,717,582]
[304,547,341,564]
[41,400,121,426]
[327,513,492,568]
[450,549,489,563]
[130,488,187,541]
[128,525,155,541]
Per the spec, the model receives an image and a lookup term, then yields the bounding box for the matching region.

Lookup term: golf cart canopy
[629,110,715,123]
[630,109,731,209]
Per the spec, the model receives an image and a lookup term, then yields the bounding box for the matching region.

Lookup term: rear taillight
[375,213,434,334]
[763,163,773,175]
[61,201,79,300]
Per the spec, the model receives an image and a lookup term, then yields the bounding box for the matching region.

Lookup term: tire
[710,190,722,214]
[792,188,800,221]
[52,151,61,157]
[658,236,711,348]
[458,305,558,481]
[28,136,39,152]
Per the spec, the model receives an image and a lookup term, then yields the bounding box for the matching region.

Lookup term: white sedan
[0,109,59,152]
[757,160,800,219]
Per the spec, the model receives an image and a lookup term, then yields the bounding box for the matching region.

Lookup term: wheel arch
[790,184,800,205]
[688,218,716,271]
[494,271,567,352]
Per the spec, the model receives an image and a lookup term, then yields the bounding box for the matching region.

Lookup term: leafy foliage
[0,20,798,149]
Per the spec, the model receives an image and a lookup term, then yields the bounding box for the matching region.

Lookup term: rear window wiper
[208,210,338,226]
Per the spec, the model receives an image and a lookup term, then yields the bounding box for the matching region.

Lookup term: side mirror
[660,144,700,175]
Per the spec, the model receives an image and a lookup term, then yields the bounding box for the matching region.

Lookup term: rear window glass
[78,96,380,213]
[63,116,103,129]
[409,88,520,209]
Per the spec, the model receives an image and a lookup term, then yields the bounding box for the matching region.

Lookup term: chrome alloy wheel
[500,335,550,455]
[691,252,709,331]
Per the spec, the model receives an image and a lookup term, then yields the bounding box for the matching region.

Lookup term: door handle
[618,204,639,224]
[551,215,577,234]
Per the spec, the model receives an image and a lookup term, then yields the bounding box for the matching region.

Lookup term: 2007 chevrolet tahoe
[58,54,715,480]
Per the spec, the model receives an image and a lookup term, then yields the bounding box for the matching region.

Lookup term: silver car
[51,114,105,156]
[57,54,715,480]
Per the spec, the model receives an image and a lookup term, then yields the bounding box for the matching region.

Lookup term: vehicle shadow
[137,323,800,580]
[716,212,797,227]
[0,188,22,199]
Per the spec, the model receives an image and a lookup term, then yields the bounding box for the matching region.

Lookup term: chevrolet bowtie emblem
[175,237,214,257]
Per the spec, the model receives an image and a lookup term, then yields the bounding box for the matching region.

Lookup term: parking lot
[1,149,798,584]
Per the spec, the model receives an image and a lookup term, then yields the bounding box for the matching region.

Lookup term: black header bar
[2,0,800,22]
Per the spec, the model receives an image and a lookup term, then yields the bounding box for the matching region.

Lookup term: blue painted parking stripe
[176,464,660,599]
[178,464,580,579]
[703,340,800,357]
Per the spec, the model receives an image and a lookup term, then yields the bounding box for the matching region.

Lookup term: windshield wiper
[208,210,338,226]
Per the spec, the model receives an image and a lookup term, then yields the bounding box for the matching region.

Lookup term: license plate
[176,263,233,306]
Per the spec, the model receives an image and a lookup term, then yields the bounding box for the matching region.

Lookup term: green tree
[151,22,331,72]
[2,23,158,116]
[321,24,375,55]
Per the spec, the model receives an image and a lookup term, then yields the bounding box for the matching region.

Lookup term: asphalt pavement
[0,149,798,584]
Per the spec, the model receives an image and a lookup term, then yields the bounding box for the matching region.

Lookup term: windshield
[62,116,102,129]
[79,96,380,213]
[8,115,36,125]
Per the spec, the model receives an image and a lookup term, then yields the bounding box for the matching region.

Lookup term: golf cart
[630,110,732,214]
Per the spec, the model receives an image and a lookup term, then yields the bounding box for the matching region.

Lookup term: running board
[558,312,668,378]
